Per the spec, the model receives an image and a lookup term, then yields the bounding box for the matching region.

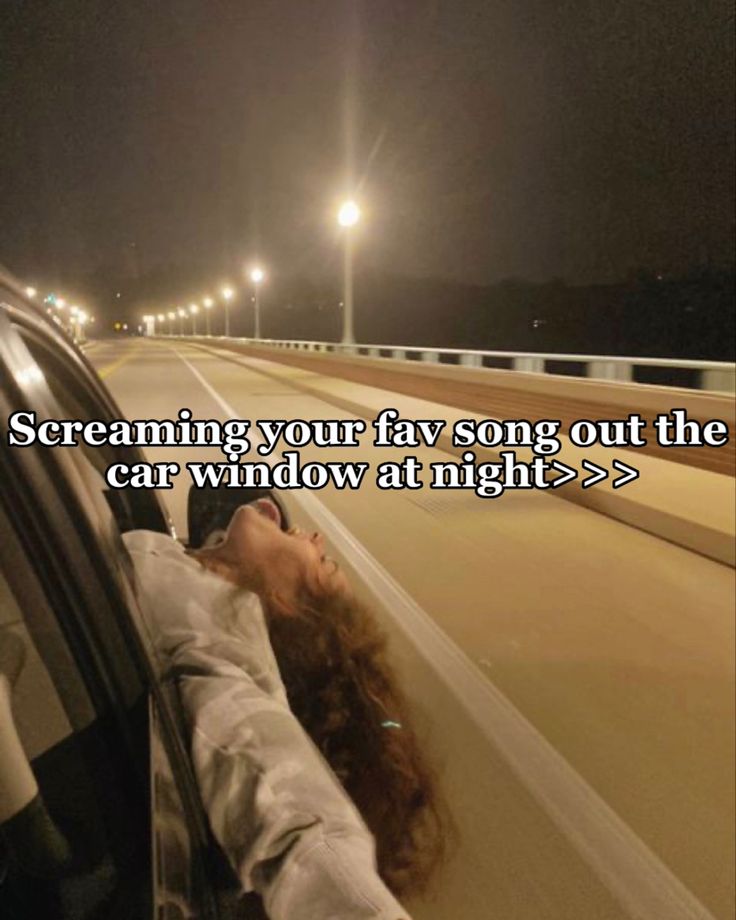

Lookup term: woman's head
[191,498,446,896]
[193,498,349,610]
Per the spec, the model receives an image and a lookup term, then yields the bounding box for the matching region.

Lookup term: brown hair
[263,586,445,897]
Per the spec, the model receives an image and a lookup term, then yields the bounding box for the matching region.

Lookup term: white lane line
[175,347,716,920]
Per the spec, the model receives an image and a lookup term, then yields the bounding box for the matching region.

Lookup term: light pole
[221,287,234,337]
[168,311,176,335]
[337,200,360,344]
[177,308,186,335]
[157,313,165,336]
[203,297,214,335]
[76,310,88,344]
[249,267,265,339]
[189,304,199,335]
[54,298,69,335]
[141,313,156,336]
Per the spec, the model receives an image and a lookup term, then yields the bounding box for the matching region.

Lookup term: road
[87,336,735,920]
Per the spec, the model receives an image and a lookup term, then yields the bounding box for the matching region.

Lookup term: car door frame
[0,288,221,919]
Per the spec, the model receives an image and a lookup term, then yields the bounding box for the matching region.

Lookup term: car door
[0,286,227,919]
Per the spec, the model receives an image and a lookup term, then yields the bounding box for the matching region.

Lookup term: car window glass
[16,328,168,535]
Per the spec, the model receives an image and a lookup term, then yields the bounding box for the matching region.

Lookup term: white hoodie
[123,529,409,920]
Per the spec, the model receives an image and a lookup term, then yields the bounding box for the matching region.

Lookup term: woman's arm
[124,530,410,920]
[177,644,409,919]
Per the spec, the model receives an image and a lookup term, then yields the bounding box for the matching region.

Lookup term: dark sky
[1,0,733,292]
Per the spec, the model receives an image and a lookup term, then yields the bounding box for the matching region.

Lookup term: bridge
[84,334,735,920]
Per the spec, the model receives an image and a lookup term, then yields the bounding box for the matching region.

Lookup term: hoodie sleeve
[123,530,410,920]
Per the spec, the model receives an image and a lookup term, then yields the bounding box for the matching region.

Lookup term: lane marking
[174,347,716,920]
[97,343,142,380]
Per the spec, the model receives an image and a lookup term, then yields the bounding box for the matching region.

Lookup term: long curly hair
[263,586,446,897]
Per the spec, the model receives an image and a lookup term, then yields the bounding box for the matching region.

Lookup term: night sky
[1,0,734,293]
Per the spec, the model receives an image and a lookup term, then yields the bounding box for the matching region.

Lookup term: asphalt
[86,336,735,920]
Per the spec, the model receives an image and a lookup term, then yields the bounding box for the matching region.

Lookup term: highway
[87,336,735,920]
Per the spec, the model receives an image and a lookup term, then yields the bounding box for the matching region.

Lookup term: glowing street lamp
[77,312,88,342]
[337,199,361,344]
[203,297,214,335]
[189,303,199,335]
[167,311,176,335]
[69,307,88,343]
[221,286,235,337]
[177,307,186,335]
[25,286,37,299]
[249,267,265,339]
[337,200,360,228]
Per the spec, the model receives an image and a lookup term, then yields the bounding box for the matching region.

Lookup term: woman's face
[201,498,349,609]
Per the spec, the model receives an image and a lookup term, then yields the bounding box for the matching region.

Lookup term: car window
[16,324,171,536]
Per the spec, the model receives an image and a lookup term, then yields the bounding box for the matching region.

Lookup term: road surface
[86,336,735,920]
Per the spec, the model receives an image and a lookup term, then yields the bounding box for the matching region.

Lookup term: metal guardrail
[201,336,736,393]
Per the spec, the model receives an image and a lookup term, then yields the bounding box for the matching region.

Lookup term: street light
[177,307,186,335]
[221,286,235,337]
[203,297,214,336]
[67,306,87,343]
[76,310,88,343]
[337,199,361,344]
[157,313,165,335]
[189,303,199,335]
[25,286,37,298]
[338,200,360,228]
[69,305,78,339]
[167,311,176,335]
[249,267,265,339]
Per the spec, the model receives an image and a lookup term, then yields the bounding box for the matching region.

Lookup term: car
[0,269,260,919]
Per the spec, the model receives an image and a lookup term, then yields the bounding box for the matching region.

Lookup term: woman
[124,497,444,920]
